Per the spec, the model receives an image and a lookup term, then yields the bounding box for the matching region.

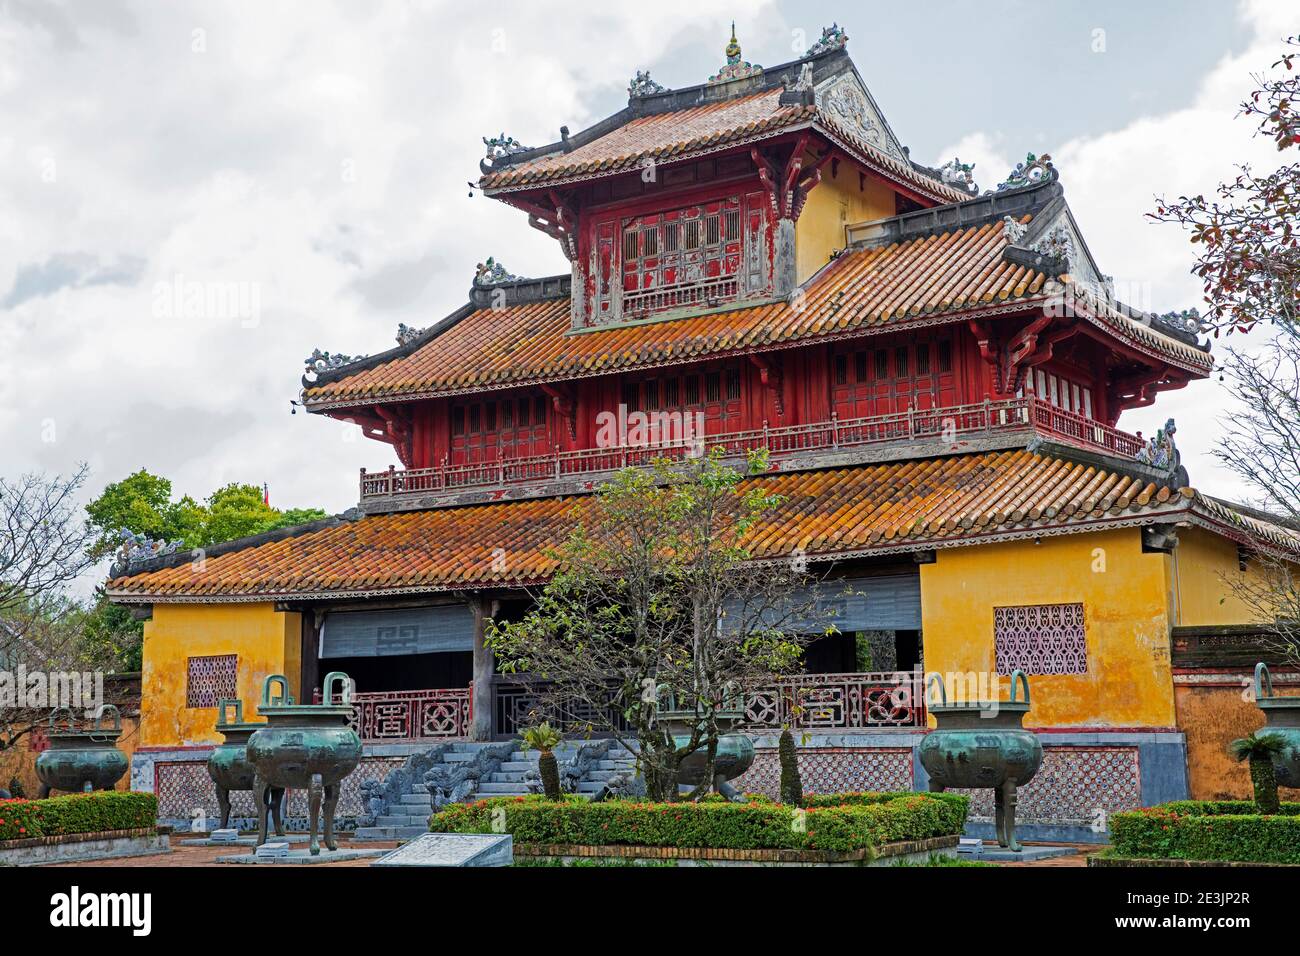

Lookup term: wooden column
[300,609,321,703]
[470,597,496,741]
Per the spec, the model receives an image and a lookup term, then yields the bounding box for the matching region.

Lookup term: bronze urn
[247,673,362,855]
[1254,663,1300,787]
[918,670,1043,851]
[206,698,285,834]
[35,706,130,797]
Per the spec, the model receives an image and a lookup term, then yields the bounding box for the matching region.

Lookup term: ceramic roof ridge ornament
[992,152,1058,193]
[473,257,522,286]
[708,22,763,84]
[628,70,668,98]
[805,23,849,58]
[304,348,366,378]
[939,157,978,194]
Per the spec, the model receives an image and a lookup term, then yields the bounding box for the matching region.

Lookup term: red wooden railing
[359,398,1143,504]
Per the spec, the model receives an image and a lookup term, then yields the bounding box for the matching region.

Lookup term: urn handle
[1255,662,1274,701]
[217,698,244,725]
[1009,669,1031,705]
[322,671,354,706]
[47,707,77,731]
[92,704,122,733]
[261,674,294,707]
[925,673,948,707]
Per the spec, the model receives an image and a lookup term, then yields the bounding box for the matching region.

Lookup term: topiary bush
[778,729,802,807]
[0,791,158,842]
[430,792,968,854]
[1109,801,1300,864]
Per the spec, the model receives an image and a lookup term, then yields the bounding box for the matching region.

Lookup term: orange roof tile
[107,449,1274,604]
[481,91,815,190]
[304,219,1050,408]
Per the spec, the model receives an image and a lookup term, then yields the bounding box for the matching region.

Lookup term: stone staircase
[354,740,637,842]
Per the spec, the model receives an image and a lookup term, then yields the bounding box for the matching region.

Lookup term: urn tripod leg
[269,787,286,836]
[307,772,323,856]
[322,782,341,851]
[216,787,232,830]
[253,774,270,846]
[1000,779,1022,852]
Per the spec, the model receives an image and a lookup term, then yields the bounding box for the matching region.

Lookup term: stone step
[595,759,633,770]
[398,794,433,806]
[442,752,478,763]
[583,769,619,782]
[377,814,429,827]
[477,782,533,794]
[353,825,427,842]
[486,772,530,783]
[411,783,430,794]
[500,761,536,772]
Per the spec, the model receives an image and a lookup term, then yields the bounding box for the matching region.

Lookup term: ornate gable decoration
[708,24,763,84]
[805,24,849,58]
[396,323,425,346]
[814,72,906,161]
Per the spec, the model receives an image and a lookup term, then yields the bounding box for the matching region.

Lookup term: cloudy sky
[0,0,1295,574]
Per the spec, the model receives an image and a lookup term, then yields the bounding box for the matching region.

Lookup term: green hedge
[1110,801,1300,864]
[0,792,158,842]
[430,792,968,854]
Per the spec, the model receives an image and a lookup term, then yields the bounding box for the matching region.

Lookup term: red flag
[263,483,270,507]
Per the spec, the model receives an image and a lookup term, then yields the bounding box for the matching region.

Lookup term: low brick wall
[1089,853,1293,869]
[513,833,958,867]
[0,827,170,866]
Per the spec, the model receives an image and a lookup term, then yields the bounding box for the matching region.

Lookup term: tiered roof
[106,449,1298,603]
[303,181,1211,411]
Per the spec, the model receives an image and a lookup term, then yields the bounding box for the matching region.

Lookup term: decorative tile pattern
[154,756,406,826]
[185,655,237,708]
[994,603,1087,675]
[956,746,1140,825]
[732,747,913,798]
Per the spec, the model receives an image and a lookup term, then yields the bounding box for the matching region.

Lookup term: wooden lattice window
[186,654,237,708]
[994,603,1087,675]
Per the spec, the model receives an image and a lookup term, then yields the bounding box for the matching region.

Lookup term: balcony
[345,672,927,742]
[359,397,1145,509]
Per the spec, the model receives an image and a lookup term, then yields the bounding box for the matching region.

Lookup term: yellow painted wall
[1170,527,1272,626]
[795,166,896,283]
[919,528,1175,728]
[139,603,301,748]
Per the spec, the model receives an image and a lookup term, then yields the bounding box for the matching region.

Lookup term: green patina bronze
[247,673,362,855]
[34,706,130,797]
[207,698,286,834]
[1254,662,1300,787]
[659,700,755,800]
[918,670,1043,852]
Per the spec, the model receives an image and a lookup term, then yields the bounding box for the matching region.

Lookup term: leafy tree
[487,449,827,801]
[1153,36,1300,666]
[202,483,279,546]
[0,467,99,758]
[85,469,204,556]
[1151,36,1300,333]
[1229,732,1287,813]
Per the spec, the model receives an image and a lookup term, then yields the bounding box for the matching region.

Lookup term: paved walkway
[53,833,399,868]
[991,842,1099,867]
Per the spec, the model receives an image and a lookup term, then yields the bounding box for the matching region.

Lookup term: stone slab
[976,844,1079,863]
[372,833,513,867]
[218,847,387,865]
[181,835,310,847]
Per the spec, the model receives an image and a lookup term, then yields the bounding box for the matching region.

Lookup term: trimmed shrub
[778,729,802,807]
[1110,801,1300,864]
[430,792,968,854]
[0,792,158,842]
